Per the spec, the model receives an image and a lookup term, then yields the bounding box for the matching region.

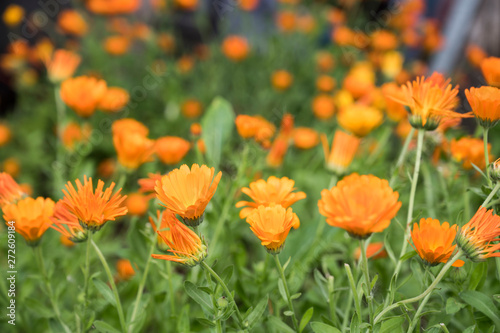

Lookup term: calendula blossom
[465,86,500,128]
[50,200,87,243]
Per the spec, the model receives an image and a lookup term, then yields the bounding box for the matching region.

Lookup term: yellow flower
[337,104,383,137]
[2,5,24,27]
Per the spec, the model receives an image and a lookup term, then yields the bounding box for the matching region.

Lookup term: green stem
[483,127,492,186]
[407,290,432,333]
[54,86,66,199]
[341,290,353,331]
[274,255,299,332]
[390,127,416,187]
[360,240,374,329]
[167,262,176,316]
[204,265,222,332]
[481,182,500,207]
[327,276,337,326]
[375,250,462,324]
[91,239,127,333]
[392,130,425,281]
[82,231,92,332]
[345,263,362,325]
[200,261,244,328]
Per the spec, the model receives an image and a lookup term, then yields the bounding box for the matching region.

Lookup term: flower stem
[390,127,416,187]
[91,239,127,333]
[54,85,66,199]
[375,250,462,324]
[82,231,92,332]
[483,127,492,186]
[274,255,299,332]
[360,240,374,328]
[345,263,362,325]
[407,290,432,333]
[203,265,223,332]
[200,261,244,328]
[167,261,176,316]
[481,182,500,207]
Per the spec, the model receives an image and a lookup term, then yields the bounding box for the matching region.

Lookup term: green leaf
[463,325,476,333]
[284,311,294,316]
[310,321,341,333]
[371,274,379,290]
[201,97,235,167]
[220,265,234,284]
[290,293,302,300]
[314,269,328,301]
[283,256,292,271]
[379,316,405,333]
[459,291,500,327]
[268,316,295,333]
[184,281,214,313]
[493,294,500,304]
[93,320,122,333]
[93,279,116,307]
[24,298,55,318]
[278,278,287,302]
[400,251,417,262]
[177,304,190,333]
[196,318,216,327]
[469,262,487,291]
[445,297,465,315]
[299,307,314,333]
[245,295,268,328]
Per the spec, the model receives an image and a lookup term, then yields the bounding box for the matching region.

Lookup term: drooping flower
[271,70,294,91]
[3,197,55,246]
[151,209,207,266]
[480,57,500,87]
[318,173,401,239]
[411,218,464,267]
[221,36,249,62]
[337,104,383,137]
[60,76,107,118]
[155,136,191,165]
[50,200,87,242]
[0,173,25,208]
[450,137,491,171]
[245,204,298,254]
[155,164,222,226]
[62,176,128,231]
[58,10,88,36]
[321,130,360,175]
[43,49,81,84]
[456,207,500,261]
[98,87,129,112]
[465,86,500,129]
[236,176,305,225]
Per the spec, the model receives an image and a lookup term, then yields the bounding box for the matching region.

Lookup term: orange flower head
[293,127,319,149]
[371,30,398,51]
[3,197,55,246]
[316,51,335,72]
[466,45,487,68]
[411,218,463,267]
[222,36,249,62]
[112,119,155,169]
[318,173,401,239]
[312,95,335,120]
[387,73,470,130]
[276,10,296,32]
[104,36,131,56]
[177,55,195,74]
[245,204,298,254]
[381,82,407,122]
[112,118,149,137]
[321,130,360,175]
[465,86,500,128]
[157,33,175,53]
[62,122,91,151]
[155,136,191,165]
[342,63,375,99]
[3,158,20,178]
[62,176,128,231]
[58,10,88,36]
[266,136,289,168]
[116,259,135,281]
[337,104,383,137]
[97,158,116,179]
[151,209,207,266]
[125,193,150,216]
[316,75,336,92]
[381,51,404,79]
[450,137,491,171]
[155,164,222,226]
[138,173,163,193]
[181,99,203,118]
[98,87,129,112]
[490,158,500,182]
[50,200,87,242]
[354,242,387,261]
[236,176,306,225]
[87,0,140,15]
[457,207,500,261]
[235,115,276,144]
[0,123,12,147]
[332,26,355,46]
[0,173,26,208]
[480,57,500,87]
[174,0,198,10]
[3,5,24,27]
[149,210,172,252]
[239,0,259,11]
[60,235,75,247]
[43,49,81,84]
[60,76,108,118]
[271,70,293,91]
[190,123,202,136]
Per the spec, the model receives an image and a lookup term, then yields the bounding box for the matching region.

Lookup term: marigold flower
[381,51,404,79]
[139,173,163,193]
[174,0,198,10]
[276,10,296,32]
[318,173,401,239]
[457,207,500,261]
[312,95,335,120]
[450,137,491,170]
[87,0,140,15]
[0,173,25,208]
[125,193,150,216]
[190,123,202,136]
[271,70,293,91]
[3,158,20,178]
[235,115,276,144]
[411,218,464,267]
[98,87,129,112]
[61,122,91,151]
[112,118,148,136]
[196,139,206,154]
[104,36,131,56]
[157,33,175,53]
[181,99,203,118]
[61,76,107,118]
[321,131,360,175]
[152,209,207,266]
[3,197,55,246]
[371,30,398,51]
[266,136,288,167]
[316,51,335,72]
[354,242,387,261]
[0,123,12,147]
[222,36,249,62]
[43,49,81,84]
[97,159,116,179]
[50,200,87,242]
[466,44,487,68]
[112,119,155,169]
[296,14,315,34]
[465,86,500,128]
[316,75,336,92]
[155,136,191,165]
[116,259,135,281]
[245,204,298,254]
[177,55,195,74]
[480,57,500,87]
[332,26,355,46]
[239,0,259,11]
[2,4,24,27]
[293,127,319,149]
[343,64,375,99]
[155,164,222,226]
[60,235,75,247]
[387,73,470,130]
[58,10,88,36]
[62,176,128,231]
[337,104,383,137]
[381,82,407,122]
[236,176,305,224]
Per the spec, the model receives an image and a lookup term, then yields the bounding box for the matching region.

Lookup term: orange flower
[276,10,296,32]
[116,259,135,281]
[312,95,335,120]
[181,99,203,118]
[149,210,171,252]
[245,205,298,254]
[343,63,375,99]
[3,197,55,245]
[316,75,336,92]
[2,4,24,27]
[266,136,288,167]
[125,193,150,216]
[138,173,163,193]
[337,104,383,137]
[411,218,464,267]
[271,70,293,91]
[174,0,198,10]
[58,10,88,36]
[316,51,335,72]
[354,242,387,261]
[318,173,401,238]
[466,45,487,68]
[98,87,129,112]
[450,137,491,170]
[239,0,259,11]
[87,0,140,15]
[190,123,202,136]
[371,30,398,51]
[112,118,148,137]
[465,86,500,128]
[196,139,206,154]
[152,209,207,266]
[61,122,91,151]
[43,49,81,84]
[0,173,25,208]
[293,127,319,149]
[235,115,275,144]
[236,176,305,223]
[332,26,355,46]
[112,119,155,169]
[321,131,360,175]
[62,176,128,231]
[157,33,175,53]
[381,82,407,122]
[457,207,500,261]
[104,36,131,56]
[97,158,116,178]
[155,164,222,225]
[0,123,12,147]
[222,36,249,62]
[155,136,191,165]
[177,55,195,74]
[480,57,500,87]
[61,76,108,118]
[60,235,75,247]
[387,73,470,130]
[3,158,20,178]
[50,200,87,242]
